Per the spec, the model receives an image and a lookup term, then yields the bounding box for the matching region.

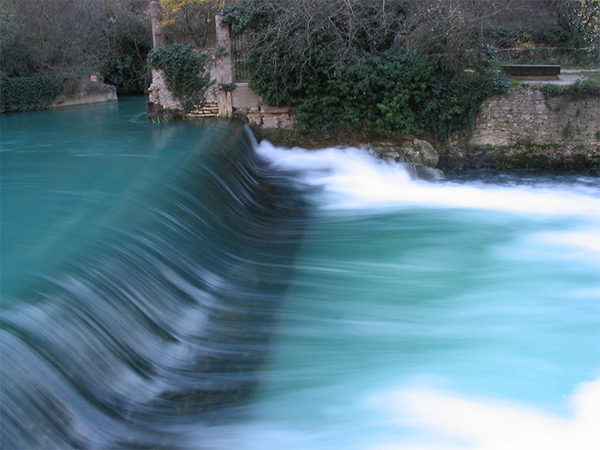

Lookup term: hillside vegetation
[1,0,597,124]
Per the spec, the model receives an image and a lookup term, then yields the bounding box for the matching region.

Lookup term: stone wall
[470,85,600,147]
[231,83,295,129]
[147,69,182,112]
[147,12,293,128]
[188,101,219,118]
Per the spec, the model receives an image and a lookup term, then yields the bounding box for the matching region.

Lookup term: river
[1,98,598,449]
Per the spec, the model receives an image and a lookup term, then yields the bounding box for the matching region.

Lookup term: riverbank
[254,127,599,176]
[0,74,116,114]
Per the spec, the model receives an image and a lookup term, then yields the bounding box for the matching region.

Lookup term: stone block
[261,113,294,129]
[260,105,293,114]
[231,83,262,113]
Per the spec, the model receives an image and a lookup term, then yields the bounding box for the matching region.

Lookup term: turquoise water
[1,99,599,449]
[243,145,600,450]
[1,99,224,301]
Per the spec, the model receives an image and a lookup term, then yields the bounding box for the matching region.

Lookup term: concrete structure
[50,75,117,109]
[501,64,561,80]
[147,69,182,114]
[149,2,165,49]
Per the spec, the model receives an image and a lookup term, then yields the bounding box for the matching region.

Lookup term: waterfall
[2,99,598,450]
[0,121,308,449]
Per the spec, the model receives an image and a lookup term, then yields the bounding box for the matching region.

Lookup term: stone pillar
[150,1,165,48]
[214,15,233,118]
[147,1,177,118]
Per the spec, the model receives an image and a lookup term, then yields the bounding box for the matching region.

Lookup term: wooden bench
[502,65,561,80]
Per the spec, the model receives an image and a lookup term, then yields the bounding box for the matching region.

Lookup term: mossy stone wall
[470,85,599,147]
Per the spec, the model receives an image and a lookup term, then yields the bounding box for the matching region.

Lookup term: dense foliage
[222,0,510,139]
[0,0,152,96]
[147,44,213,111]
[159,0,222,47]
[541,80,600,99]
[0,74,77,113]
[294,53,509,139]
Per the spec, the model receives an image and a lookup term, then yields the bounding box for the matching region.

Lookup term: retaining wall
[470,84,599,147]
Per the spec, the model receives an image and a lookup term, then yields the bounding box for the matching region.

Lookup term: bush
[102,43,153,95]
[147,43,213,111]
[222,0,509,140]
[542,80,600,100]
[290,52,508,139]
[0,74,75,113]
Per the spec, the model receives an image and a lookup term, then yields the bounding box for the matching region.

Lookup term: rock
[400,142,421,164]
[400,142,419,164]
[379,151,401,162]
[404,163,444,180]
[413,139,439,168]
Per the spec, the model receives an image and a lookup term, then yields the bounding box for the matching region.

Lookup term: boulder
[404,163,444,180]
[401,142,419,164]
[413,139,439,168]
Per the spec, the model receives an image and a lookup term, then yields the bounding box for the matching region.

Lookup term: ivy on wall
[147,44,213,111]
[0,74,77,113]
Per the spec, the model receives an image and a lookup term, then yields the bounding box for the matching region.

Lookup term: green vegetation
[0,0,152,99]
[541,80,600,99]
[0,74,77,113]
[147,44,213,111]
[495,47,598,67]
[222,0,510,140]
[2,0,597,126]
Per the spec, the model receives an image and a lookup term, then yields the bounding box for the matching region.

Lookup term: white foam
[257,142,600,218]
[367,377,600,450]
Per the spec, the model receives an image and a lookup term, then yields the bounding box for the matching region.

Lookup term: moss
[439,142,598,175]
[562,122,573,138]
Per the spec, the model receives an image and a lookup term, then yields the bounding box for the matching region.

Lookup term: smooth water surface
[1,99,599,449]
[1,99,221,301]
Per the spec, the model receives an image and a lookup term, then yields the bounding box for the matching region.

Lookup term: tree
[98,0,154,94]
[221,0,509,139]
[549,0,599,48]
[0,0,152,93]
[159,0,224,46]
[222,0,415,103]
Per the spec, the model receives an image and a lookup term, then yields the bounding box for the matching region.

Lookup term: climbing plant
[0,74,77,113]
[147,43,213,111]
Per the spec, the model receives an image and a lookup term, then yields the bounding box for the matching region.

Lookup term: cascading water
[1,98,598,450]
[1,103,307,448]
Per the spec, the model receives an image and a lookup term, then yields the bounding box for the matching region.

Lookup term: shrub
[222,0,509,140]
[0,74,75,113]
[542,80,600,100]
[290,52,508,139]
[147,43,213,111]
